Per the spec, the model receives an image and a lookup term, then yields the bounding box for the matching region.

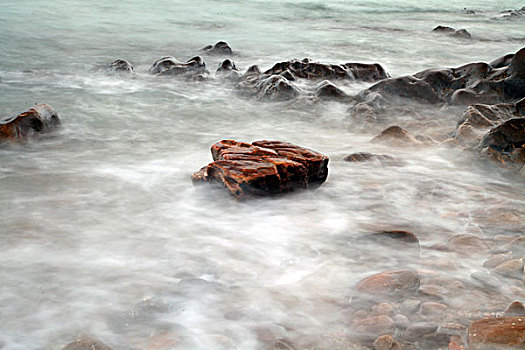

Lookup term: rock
[404,322,438,340]
[192,140,329,199]
[499,7,525,19]
[432,26,471,39]
[253,75,300,100]
[356,269,420,296]
[0,103,60,140]
[149,56,209,77]
[314,80,348,100]
[483,254,512,269]
[371,126,417,146]
[216,59,238,74]
[62,337,112,350]
[417,284,447,302]
[479,118,525,165]
[351,315,395,341]
[447,234,490,255]
[439,323,468,336]
[505,48,525,100]
[420,302,448,318]
[492,258,524,280]
[400,299,421,316]
[490,54,515,69]
[468,317,525,349]
[372,335,402,350]
[370,303,394,317]
[432,26,456,34]
[504,301,525,316]
[107,59,133,73]
[264,59,389,82]
[356,230,420,256]
[505,236,525,256]
[201,41,233,55]
[393,314,410,330]
[452,29,471,39]
[343,152,401,165]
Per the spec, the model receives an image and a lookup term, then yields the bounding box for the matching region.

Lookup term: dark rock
[499,7,525,19]
[432,26,471,39]
[504,48,525,100]
[314,80,348,100]
[468,317,525,349]
[62,337,112,350]
[432,26,456,34]
[192,140,329,199]
[452,29,472,39]
[253,75,300,100]
[356,269,420,296]
[490,54,515,69]
[479,117,525,165]
[369,303,394,317]
[372,335,402,350]
[504,301,525,316]
[371,126,417,146]
[280,69,296,81]
[420,302,448,318]
[216,59,238,74]
[403,322,438,340]
[107,59,133,73]
[0,103,60,140]
[343,152,398,164]
[149,56,209,77]
[201,41,233,55]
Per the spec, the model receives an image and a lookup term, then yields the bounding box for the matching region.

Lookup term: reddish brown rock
[192,140,329,199]
[420,302,448,318]
[370,126,417,146]
[343,152,401,165]
[492,258,524,280]
[62,337,112,350]
[403,322,438,340]
[356,269,420,296]
[447,234,490,255]
[480,117,525,165]
[351,315,395,341]
[373,335,402,350]
[468,317,525,349]
[369,303,395,317]
[0,103,60,140]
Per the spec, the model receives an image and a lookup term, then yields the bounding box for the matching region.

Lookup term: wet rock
[0,103,60,140]
[314,80,349,100]
[343,152,401,165]
[107,59,133,73]
[201,41,233,55]
[452,29,471,39]
[479,117,525,166]
[505,236,525,256]
[468,316,525,349]
[192,140,329,199]
[470,271,501,292]
[149,56,209,77]
[403,322,438,340]
[372,335,402,350]
[439,323,468,336]
[393,314,410,330]
[400,299,421,316]
[447,234,490,255]
[432,26,456,34]
[420,302,448,318]
[371,126,417,146]
[417,284,447,302]
[370,303,394,317]
[356,269,420,297]
[62,337,112,350]
[504,301,525,316]
[492,258,524,280]
[499,6,525,19]
[483,254,513,269]
[274,338,298,350]
[253,75,300,100]
[351,315,395,341]
[264,59,389,82]
[216,59,238,74]
[432,26,471,39]
[356,230,420,256]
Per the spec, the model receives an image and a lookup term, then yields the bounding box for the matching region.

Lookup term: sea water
[0,1,524,349]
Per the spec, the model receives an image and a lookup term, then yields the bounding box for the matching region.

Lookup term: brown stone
[420,302,448,317]
[403,322,438,340]
[0,103,60,140]
[483,254,512,269]
[447,234,490,255]
[504,301,525,316]
[356,269,420,296]
[373,334,402,350]
[492,258,524,280]
[192,140,329,199]
[370,303,394,317]
[506,236,525,256]
[370,126,417,146]
[62,337,112,350]
[351,315,395,341]
[468,317,525,349]
[343,152,399,164]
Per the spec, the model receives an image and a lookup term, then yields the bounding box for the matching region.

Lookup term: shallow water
[1,1,524,349]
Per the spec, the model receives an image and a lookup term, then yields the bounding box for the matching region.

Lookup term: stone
[0,103,60,140]
[356,230,420,255]
[253,75,300,100]
[404,322,439,340]
[62,337,112,350]
[420,302,448,317]
[201,41,233,55]
[393,314,410,330]
[216,59,238,74]
[452,29,471,39]
[479,117,525,165]
[483,254,513,269]
[417,284,447,302]
[370,126,417,146]
[372,335,402,350]
[314,80,348,100]
[107,59,133,73]
[343,152,401,165]
[149,56,209,77]
[370,303,394,317]
[504,301,525,316]
[505,236,525,256]
[356,269,420,296]
[400,299,421,315]
[468,317,525,349]
[351,315,395,341]
[492,258,524,280]
[432,26,456,34]
[447,234,490,255]
[192,140,329,199]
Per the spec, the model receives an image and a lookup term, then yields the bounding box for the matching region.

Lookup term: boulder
[201,41,233,55]
[314,80,349,100]
[479,117,525,165]
[468,317,525,349]
[149,56,209,78]
[370,126,417,146]
[504,301,525,316]
[216,59,238,74]
[492,258,524,280]
[356,269,420,296]
[107,59,133,73]
[253,75,300,100]
[0,103,60,140]
[447,234,490,255]
[192,140,329,199]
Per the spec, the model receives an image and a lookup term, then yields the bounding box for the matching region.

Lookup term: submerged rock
[356,269,420,297]
[192,140,329,199]
[370,126,417,146]
[0,103,60,140]
[468,317,525,349]
[432,26,471,39]
[201,41,233,55]
[107,59,133,73]
[149,56,209,78]
[351,315,395,341]
[343,152,401,165]
[62,337,112,350]
[504,301,525,316]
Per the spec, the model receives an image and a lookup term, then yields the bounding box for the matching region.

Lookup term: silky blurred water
[0,1,524,349]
